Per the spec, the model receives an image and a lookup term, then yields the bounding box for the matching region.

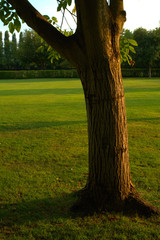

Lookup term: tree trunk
[81,59,130,206]
[72,53,160,216]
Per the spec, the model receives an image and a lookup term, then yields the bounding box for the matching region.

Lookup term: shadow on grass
[0,120,87,132]
[0,78,79,84]
[0,193,77,226]
[124,87,160,93]
[0,88,83,96]
[128,117,160,122]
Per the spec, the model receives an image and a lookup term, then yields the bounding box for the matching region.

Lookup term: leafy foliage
[57,0,72,12]
[0,0,137,66]
[133,27,160,67]
[37,15,73,64]
[120,36,138,66]
[0,0,21,33]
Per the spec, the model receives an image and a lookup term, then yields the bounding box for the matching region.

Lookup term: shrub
[122,68,160,77]
[0,68,160,79]
[0,69,79,79]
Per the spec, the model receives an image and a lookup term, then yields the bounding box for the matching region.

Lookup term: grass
[0,77,160,240]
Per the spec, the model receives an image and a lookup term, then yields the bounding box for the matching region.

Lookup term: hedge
[0,68,160,79]
[0,69,79,79]
[122,68,160,77]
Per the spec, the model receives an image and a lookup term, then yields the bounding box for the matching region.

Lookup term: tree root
[70,186,160,217]
[124,186,160,217]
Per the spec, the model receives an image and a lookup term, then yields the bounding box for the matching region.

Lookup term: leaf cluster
[120,37,138,66]
[43,15,58,26]
[37,15,73,64]
[0,0,21,33]
[57,0,72,12]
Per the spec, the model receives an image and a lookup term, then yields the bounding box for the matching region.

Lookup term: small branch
[63,14,73,31]
[60,9,65,29]
[56,0,77,25]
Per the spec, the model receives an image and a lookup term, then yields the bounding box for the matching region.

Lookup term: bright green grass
[0,78,160,240]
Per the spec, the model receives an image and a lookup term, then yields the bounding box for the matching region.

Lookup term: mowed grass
[0,77,160,240]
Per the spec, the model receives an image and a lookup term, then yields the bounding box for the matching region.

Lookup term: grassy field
[0,77,160,240]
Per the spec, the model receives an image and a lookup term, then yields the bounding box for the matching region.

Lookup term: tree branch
[74,0,111,58]
[110,0,125,19]
[110,0,126,34]
[110,0,124,13]
[7,0,84,67]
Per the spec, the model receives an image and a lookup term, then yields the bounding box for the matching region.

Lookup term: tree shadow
[0,120,87,132]
[0,192,77,227]
[128,117,160,122]
[0,78,79,84]
[0,88,83,96]
[125,87,160,93]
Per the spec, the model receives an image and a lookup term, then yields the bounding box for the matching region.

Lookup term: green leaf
[129,46,136,53]
[43,15,50,20]
[68,0,72,6]
[62,1,67,10]
[128,39,138,46]
[57,4,62,12]
[37,45,44,53]
[14,17,21,32]
[8,22,14,33]
[52,16,58,23]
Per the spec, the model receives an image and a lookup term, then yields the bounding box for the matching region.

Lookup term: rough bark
[79,60,130,207]
[7,0,159,216]
[73,61,160,216]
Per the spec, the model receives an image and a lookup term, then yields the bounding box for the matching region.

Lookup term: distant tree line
[0,29,72,70]
[122,28,160,77]
[0,28,160,74]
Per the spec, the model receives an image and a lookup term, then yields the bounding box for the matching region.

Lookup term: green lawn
[0,78,160,240]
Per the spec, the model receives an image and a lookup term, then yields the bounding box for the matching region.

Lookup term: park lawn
[0,77,159,240]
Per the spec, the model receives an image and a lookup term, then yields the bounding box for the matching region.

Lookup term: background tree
[0,0,159,216]
[4,30,11,69]
[10,32,18,69]
[17,29,59,69]
[0,31,4,69]
[153,28,160,69]
[0,29,65,70]
[17,30,39,69]
[133,27,160,78]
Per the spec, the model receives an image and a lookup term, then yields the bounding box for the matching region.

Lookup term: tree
[17,29,55,69]
[18,30,41,69]
[10,32,18,69]
[0,0,159,216]
[4,30,11,69]
[133,27,160,78]
[0,31,4,69]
